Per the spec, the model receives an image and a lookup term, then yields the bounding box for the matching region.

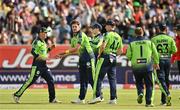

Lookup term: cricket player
[89,20,123,104]
[126,27,159,107]
[13,27,59,103]
[90,23,104,101]
[55,20,95,104]
[151,23,177,106]
[90,23,104,59]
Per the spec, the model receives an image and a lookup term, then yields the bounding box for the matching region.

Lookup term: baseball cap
[159,23,167,28]
[92,23,102,31]
[106,20,115,26]
[158,23,167,31]
[39,27,49,33]
[133,1,141,7]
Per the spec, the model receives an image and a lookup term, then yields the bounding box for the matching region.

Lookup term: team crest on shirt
[86,62,91,68]
[36,71,40,76]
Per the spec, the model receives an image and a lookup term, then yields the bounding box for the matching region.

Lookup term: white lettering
[47,59,61,68]
[63,55,79,67]
[2,49,26,68]
[36,77,46,83]
[117,56,130,67]
[169,74,180,82]
[53,75,76,82]
[20,54,32,68]
[0,74,27,82]
[1,53,134,68]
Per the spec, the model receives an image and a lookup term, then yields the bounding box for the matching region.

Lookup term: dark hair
[39,27,48,33]
[135,27,143,35]
[158,23,167,31]
[106,19,116,26]
[70,19,80,26]
[92,23,102,31]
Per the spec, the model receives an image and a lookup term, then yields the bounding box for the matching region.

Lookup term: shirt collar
[136,36,144,40]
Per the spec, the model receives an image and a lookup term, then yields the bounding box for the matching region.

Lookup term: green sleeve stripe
[154,70,167,96]
[91,59,95,81]
[15,66,37,97]
[93,58,104,98]
[151,72,155,104]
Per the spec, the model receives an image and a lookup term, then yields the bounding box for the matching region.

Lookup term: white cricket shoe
[71,98,85,104]
[50,98,62,103]
[101,97,104,102]
[108,99,117,104]
[88,97,102,104]
[12,94,20,103]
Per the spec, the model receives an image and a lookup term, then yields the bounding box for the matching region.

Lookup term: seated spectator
[58,17,71,44]
[9,32,20,45]
[0,29,8,44]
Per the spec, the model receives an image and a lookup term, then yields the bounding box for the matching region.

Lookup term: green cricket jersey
[92,31,122,98]
[31,38,50,67]
[71,32,96,82]
[31,38,49,59]
[103,31,123,55]
[126,36,159,71]
[90,34,103,55]
[151,33,177,59]
[70,32,94,58]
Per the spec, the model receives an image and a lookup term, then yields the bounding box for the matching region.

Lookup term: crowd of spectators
[0,0,179,45]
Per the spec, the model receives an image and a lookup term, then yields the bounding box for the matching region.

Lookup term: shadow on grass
[0,102,51,105]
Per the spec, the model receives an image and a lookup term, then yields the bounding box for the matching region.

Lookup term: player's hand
[51,44,56,50]
[153,64,160,70]
[54,54,64,59]
[97,54,101,59]
[48,44,56,50]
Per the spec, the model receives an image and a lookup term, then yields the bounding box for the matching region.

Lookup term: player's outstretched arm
[48,44,56,52]
[54,44,81,59]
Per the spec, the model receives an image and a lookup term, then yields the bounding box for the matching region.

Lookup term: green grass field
[0,89,180,110]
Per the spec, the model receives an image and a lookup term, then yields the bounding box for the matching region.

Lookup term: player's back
[151,33,177,58]
[127,37,155,72]
[104,31,122,55]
